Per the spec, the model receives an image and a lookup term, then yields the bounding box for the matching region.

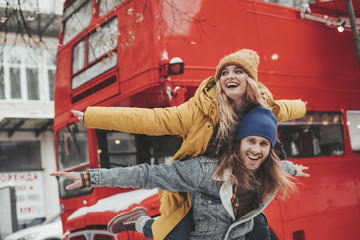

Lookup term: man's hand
[294,164,310,177]
[50,171,82,190]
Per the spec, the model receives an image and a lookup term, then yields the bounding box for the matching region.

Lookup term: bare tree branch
[18,0,32,38]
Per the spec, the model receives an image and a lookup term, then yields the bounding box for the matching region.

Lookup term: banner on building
[0,171,45,220]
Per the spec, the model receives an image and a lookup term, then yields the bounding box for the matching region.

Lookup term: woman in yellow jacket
[73,49,306,239]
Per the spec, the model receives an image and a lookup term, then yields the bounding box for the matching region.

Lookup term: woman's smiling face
[219,65,247,105]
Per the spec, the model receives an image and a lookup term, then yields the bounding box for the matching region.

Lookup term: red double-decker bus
[53,0,360,239]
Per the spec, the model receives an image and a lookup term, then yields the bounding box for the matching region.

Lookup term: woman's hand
[294,164,310,177]
[71,110,84,122]
[50,171,82,190]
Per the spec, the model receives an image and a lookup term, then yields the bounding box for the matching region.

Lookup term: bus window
[71,52,117,89]
[72,40,85,74]
[346,111,360,153]
[63,0,92,45]
[57,122,89,170]
[278,112,344,158]
[99,0,124,16]
[97,131,137,168]
[57,123,91,198]
[88,17,118,63]
[96,130,182,168]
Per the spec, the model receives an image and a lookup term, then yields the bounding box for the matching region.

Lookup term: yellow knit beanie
[215,49,260,81]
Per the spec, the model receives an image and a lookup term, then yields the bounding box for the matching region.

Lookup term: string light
[271,53,279,60]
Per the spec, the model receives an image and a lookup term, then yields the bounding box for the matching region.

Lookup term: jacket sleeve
[280,160,297,176]
[258,82,306,122]
[84,98,198,137]
[87,158,205,192]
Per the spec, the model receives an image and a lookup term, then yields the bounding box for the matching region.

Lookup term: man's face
[240,136,271,170]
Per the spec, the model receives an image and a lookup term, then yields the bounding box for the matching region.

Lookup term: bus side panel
[265,199,286,240]
[279,157,360,239]
[161,0,261,83]
[282,207,360,240]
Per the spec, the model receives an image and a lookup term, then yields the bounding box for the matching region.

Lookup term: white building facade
[0,0,63,231]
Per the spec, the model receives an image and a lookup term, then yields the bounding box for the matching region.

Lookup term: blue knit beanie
[235,106,277,147]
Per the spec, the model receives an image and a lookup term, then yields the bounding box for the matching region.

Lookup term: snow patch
[68,189,158,220]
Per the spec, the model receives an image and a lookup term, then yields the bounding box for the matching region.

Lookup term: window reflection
[71,52,117,90]
[278,112,344,158]
[261,0,303,8]
[88,17,118,63]
[346,111,360,153]
[96,130,182,168]
[57,122,89,170]
[99,0,124,16]
[72,40,85,74]
[63,0,92,45]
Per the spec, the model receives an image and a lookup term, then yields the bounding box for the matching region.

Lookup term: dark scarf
[231,183,260,219]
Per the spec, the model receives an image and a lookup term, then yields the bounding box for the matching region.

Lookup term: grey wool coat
[88,156,296,240]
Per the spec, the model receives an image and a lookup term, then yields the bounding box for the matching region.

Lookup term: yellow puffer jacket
[84,76,306,239]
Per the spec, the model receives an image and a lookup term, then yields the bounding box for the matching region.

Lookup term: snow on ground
[68,189,158,220]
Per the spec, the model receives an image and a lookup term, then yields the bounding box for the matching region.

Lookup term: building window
[0,47,4,99]
[45,49,56,101]
[0,141,41,172]
[26,68,40,100]
[0,44,56,102]
[10,67,21,99]
[0,65,4,99]
[48,69,55,101]
[24,47,40,101]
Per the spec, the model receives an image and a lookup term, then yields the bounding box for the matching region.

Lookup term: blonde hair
[216,74,268,140]
[212,142,297,201]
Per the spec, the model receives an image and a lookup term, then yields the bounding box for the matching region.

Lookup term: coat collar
[216,169,275,222]
[216,169,235,220]
[193,76,218,123]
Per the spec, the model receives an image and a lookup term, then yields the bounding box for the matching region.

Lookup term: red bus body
[54,0,360,239]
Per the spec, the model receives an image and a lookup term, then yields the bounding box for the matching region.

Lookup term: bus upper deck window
[99,0,124,16]
[88,18,118,63]
[72,40,85,74]
[62,0,92,45]
[278,112,345,159]
[346,111,360,153]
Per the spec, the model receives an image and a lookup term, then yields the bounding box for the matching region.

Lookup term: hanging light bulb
[337,20,346,32]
